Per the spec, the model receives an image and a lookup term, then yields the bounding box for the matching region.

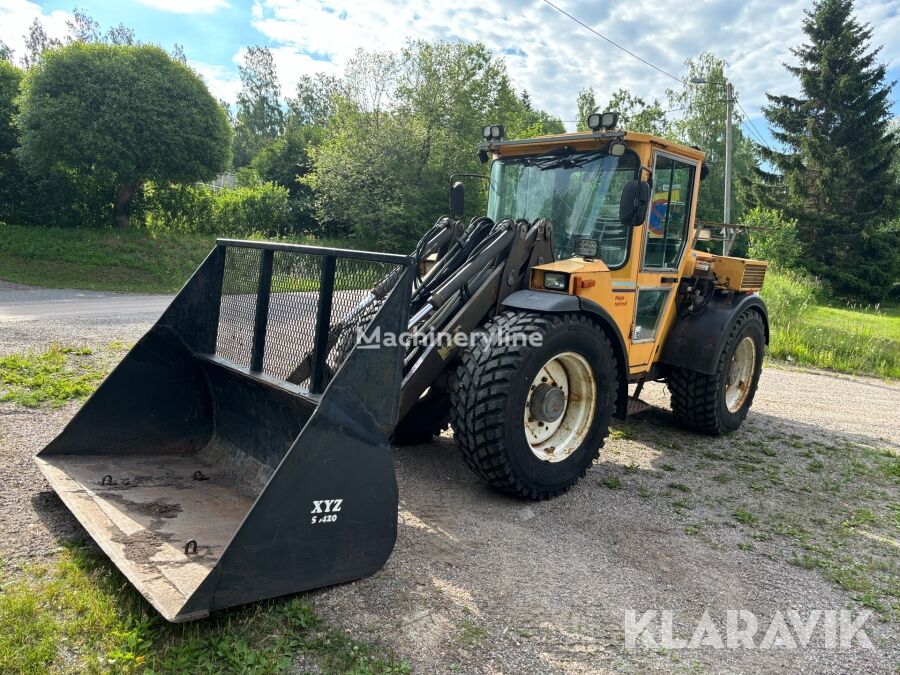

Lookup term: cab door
[628,150,698,371]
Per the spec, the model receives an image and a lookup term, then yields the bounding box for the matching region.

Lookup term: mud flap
[35,240,413,622]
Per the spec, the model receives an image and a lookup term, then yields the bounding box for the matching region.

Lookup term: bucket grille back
[214,242,407,388]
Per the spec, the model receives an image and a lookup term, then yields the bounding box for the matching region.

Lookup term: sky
[2,0,899,147]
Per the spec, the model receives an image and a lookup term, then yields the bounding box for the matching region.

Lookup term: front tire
[449,311,618,499]
[667,309,765,434]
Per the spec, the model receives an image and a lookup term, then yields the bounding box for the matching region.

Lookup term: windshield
[487,150,639,267]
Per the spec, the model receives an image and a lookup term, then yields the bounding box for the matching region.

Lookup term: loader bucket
[35,239,413,621]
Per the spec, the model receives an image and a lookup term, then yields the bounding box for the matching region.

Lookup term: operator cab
[486,147,639,268]
[478,122,702,277]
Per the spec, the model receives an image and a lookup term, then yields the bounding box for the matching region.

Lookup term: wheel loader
[36,114,769,621]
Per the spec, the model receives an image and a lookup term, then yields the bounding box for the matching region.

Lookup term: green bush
[143,182,291,237]
[142,183,214,234]
[214,183,292,236]
[745,207,801,268]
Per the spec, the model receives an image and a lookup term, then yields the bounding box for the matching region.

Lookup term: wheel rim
[524,351,597,462]
[725,336,756,413]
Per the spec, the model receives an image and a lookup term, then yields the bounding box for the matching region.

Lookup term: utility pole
[689,77,736,255]
[723,81,734,255]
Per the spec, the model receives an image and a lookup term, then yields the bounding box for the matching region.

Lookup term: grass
[0,344,107,407]
[0,223,362,295]
[732,509,759,526]
[0,545,409,674]
[0,223,217,294]
[761,269,900,379]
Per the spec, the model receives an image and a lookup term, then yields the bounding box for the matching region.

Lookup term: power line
[540,0,683,84]
[540,0,778,153]
[735,99,776,153]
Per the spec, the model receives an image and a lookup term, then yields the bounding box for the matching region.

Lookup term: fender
[501,289,629,419]
[658,293,769,375]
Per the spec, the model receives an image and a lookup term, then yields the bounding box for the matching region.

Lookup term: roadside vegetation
[761,269,900,379]
[0,545,409,673]
[0,224,214,293]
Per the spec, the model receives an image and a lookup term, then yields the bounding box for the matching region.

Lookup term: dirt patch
[100,492,183,521]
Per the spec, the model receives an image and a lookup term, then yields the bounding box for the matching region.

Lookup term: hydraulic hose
[427,225,515,308]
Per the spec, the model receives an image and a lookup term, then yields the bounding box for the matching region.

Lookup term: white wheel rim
[725,336,756,413]
[524,351,597,462]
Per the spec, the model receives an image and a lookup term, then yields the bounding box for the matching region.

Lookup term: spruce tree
[754,0,899,301]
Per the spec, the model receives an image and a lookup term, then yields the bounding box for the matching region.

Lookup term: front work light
[543,272,568,291]
[587,111,620,131]
[609,140,627,157]
[482,124,505,140]
[574,237,599,258]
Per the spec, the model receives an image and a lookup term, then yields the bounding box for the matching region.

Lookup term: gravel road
[1,285,897,673]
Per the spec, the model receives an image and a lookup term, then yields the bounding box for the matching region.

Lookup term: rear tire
[449,311,618,499]
[667,309,765,434]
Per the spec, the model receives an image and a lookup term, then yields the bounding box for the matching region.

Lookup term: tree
[66,8,101,44]
[308,40,563,249]
[605,89,668,135]
[17,43,232,227]
[0,61,23,218]
[575,87,597,131]
[287,73,340,128]
[667,53,757,224]
[171,43,187,65]
[233,46,284,167]
[0,61,20,161]
[248,123,320,232]
[22,18,61,68]
[744,207,802,267]
[753,0,899,301]
[0,40,12,64]
[104,24,136,46]
[66,9,136,47]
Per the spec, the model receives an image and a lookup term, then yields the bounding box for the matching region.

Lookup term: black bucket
[36,240,413,621]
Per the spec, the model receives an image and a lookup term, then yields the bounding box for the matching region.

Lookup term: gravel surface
[1,286,897,673]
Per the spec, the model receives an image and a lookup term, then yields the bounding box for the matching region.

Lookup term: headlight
[543,272,568,291]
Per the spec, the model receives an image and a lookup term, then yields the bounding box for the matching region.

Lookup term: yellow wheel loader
[36,116,768,621]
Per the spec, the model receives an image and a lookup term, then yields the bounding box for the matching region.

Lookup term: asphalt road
[0,281,173,322]
[0,282,173,357]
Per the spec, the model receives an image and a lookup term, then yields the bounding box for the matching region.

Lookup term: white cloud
[250,0,900,131]
[134,0,229,14]
[0,0,71,64]
[190,59,241,103]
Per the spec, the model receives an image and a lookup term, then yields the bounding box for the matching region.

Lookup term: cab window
[643,154,695,269]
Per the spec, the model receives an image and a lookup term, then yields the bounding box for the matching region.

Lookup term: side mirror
[619,179,651,227]
[700,164,710,181]
[449,181,464,218]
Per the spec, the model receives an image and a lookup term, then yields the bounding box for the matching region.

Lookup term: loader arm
[397,217,554,419]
